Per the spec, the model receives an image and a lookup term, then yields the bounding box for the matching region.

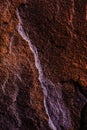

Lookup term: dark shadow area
[79,104,87,130]
[60,79,87,130]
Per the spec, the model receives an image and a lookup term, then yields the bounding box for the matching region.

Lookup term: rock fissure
[17,9,56,130]
[17,9,72,130]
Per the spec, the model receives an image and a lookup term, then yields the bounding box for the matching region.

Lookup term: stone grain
[0,0,87,130]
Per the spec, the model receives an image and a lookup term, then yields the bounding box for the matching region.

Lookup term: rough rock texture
[0,0,87,130]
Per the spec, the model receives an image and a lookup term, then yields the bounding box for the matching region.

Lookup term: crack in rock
[17,9,72,130]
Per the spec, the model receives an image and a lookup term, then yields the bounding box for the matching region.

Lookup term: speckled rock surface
[0,0,87,130]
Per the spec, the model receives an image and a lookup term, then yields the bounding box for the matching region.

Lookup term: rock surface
[0,0,87,130]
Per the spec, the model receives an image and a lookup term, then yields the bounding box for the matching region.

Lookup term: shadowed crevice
[79,104,87,130]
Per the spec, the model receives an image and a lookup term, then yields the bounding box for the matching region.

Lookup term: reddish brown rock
[0,0,51,130]
[0,0,87,130]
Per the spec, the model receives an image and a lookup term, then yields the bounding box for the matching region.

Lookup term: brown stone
[0,0,87,130]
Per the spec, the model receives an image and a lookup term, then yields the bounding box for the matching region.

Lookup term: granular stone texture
[0,0,87,130]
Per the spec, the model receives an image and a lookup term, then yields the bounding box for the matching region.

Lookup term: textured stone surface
[0,0,87,130]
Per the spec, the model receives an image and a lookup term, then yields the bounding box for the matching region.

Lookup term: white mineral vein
[17,9,72,130]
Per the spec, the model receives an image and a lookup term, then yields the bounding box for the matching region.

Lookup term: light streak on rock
[17,9,72,130]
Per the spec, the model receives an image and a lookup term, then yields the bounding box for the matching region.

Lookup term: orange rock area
[0,1,49,129]
[18,0,87,88]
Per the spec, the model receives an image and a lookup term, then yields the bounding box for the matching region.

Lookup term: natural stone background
[0,0,87,130]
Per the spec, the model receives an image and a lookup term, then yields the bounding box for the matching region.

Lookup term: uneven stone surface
[0,0,87,130]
